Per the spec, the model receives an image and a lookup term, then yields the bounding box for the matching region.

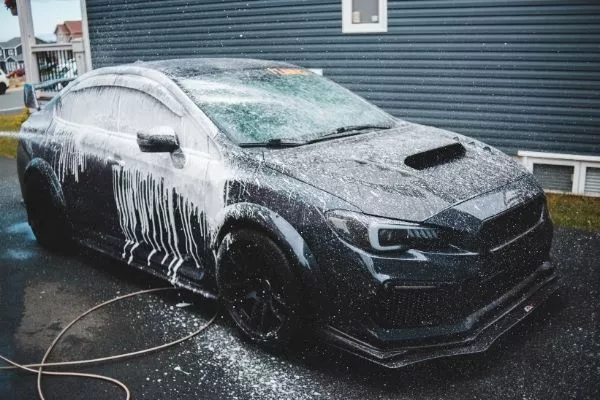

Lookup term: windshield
[178,68,397,144]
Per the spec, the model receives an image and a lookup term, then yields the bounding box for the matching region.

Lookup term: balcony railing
[31,42,82,97]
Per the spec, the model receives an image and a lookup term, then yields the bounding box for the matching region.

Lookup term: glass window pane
[117,88,180,136]
[57,87,120,132]
[179,68,396,144]
[352,0,379,24]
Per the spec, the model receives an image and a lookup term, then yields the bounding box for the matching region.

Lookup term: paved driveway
[0,89,23,114]
[0,156,598,400]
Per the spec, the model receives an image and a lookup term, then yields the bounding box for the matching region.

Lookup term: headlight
[325,210,444,252]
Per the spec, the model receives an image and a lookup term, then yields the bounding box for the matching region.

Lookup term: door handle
[107,155,125,167]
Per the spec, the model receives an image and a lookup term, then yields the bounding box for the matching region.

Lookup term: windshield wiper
[306,124,393,144]
[238,138,306,148]
[238,124,393,148]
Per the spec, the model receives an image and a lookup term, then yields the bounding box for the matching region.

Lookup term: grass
[0,110,598,231]
[0,108,29,158]
[546,192,600,232]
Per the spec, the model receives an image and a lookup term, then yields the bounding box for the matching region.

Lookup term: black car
[17,58,557,367]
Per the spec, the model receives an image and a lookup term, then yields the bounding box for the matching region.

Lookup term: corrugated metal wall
[86,0,600,156]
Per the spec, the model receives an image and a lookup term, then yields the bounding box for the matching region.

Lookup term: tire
[216,228,303,348]
[0,83,7,95]
[23,167,70,251]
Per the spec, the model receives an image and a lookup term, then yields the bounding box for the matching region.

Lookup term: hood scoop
[404,142,466,170]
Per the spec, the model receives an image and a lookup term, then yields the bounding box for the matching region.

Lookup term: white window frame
[517,150,600,196]
[580,163,600,196]
[342,0,388,34]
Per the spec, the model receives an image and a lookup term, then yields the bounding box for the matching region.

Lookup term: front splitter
[321,263,559,368]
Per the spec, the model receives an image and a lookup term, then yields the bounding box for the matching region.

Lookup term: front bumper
[321,261,558,368]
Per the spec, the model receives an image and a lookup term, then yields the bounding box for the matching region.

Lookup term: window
[7,49,14,56]
[57,87,120,132]
[116,88,181,136]
[179,68,396,145]
[117,87,209,152]
[342,0,387,33]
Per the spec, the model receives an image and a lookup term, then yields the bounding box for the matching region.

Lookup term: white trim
[516,150,600,195]
[31,43,74,53]
[517,150,600,163]
[581,163,600,196]
[80,0,94,70]
[342,0,388,34]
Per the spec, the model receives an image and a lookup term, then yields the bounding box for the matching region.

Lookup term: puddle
[2,249,34,260]
[4,221,35,241]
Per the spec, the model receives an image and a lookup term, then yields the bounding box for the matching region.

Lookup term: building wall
[86,0,600,157]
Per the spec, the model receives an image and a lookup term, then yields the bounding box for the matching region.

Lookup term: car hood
[263,122,530,221]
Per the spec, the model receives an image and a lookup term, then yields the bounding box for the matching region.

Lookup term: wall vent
[532,164,573,192]
[584,167,600,195]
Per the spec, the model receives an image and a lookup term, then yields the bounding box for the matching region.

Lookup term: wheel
[0,82,7,95]
[216,228,302,348]
[23,167,70,251]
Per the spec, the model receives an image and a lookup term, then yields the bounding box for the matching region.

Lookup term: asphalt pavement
[0,88,24,114]
[0,156,598,400]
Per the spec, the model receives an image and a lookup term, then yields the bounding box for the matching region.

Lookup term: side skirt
[74,232,218,300]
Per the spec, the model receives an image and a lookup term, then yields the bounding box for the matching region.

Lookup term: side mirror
[137,126,180,153]
[23,83,40,111]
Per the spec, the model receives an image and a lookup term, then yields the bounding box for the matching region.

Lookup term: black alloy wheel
[216,228,301,347]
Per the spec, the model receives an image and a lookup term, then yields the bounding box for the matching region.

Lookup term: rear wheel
[216,228,302,348]
[23,168,70,251]
[0,83,7,95]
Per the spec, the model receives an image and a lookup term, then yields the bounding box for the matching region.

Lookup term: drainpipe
[15,0,40,84]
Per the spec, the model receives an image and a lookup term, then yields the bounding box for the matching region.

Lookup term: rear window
[178,68,396,144]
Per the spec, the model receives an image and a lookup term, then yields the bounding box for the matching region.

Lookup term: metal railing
[31,43,79,97]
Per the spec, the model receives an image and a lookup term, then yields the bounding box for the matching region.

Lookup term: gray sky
[0,0,81,42]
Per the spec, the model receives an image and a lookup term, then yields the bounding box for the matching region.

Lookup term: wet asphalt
[0,156,598,400]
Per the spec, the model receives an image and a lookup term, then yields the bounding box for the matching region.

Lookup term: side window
[56,86,120,132]
[116,87,180,136]
[117,87,210,153]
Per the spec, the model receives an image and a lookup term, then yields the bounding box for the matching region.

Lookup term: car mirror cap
[137,126,180,153]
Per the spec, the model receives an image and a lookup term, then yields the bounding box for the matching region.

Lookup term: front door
[102,83,218,285]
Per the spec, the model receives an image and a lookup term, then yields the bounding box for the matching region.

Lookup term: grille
[478,197,544,250]
[375,263,540,328]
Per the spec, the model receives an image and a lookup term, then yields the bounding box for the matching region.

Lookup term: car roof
[135,57,300,79]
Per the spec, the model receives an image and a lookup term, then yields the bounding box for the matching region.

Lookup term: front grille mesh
[478,197,545,249]
[375,262,540,329]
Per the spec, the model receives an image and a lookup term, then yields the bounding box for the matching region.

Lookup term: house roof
[54,20,83,36]
[0,37,21,48]
[0,36,46,49]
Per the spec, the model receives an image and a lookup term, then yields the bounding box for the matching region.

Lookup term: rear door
[50,82,120,237]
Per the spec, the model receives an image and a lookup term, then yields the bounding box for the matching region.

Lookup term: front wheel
[0,83,7,95]
[216,228,302,348]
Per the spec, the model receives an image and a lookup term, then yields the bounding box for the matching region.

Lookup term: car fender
[213,202,327,319]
